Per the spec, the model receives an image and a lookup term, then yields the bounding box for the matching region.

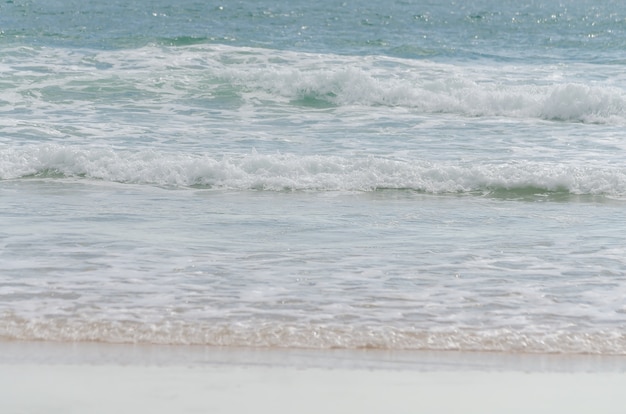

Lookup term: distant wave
[212,45,626,123]
[228,64,626,124]
[2,145,625,197]
[3,44,626,124]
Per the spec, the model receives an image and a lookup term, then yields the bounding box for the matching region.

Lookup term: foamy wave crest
[231,64,626,123]
[185,45,626,123]
[2,315,626,354]
[2,145,626,196]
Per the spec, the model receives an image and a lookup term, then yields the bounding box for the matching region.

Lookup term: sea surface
[1,0,626,354]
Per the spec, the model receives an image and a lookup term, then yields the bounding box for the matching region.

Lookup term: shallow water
[2,179,625,352]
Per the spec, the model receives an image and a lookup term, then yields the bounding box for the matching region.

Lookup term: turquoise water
[1,0,626,353]
[4,0,626,62]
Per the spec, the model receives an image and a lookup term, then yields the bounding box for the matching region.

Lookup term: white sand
[2,342,626,414]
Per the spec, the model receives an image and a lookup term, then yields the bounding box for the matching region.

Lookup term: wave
[2,145,625,197]
[3,44,626,124]
[191,45,626,123]
[228,63,626,124]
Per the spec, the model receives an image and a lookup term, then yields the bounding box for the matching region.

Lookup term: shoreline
[2,341,626,413]
[2,340,626,372]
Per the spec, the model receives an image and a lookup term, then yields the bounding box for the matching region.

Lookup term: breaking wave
[2,145,625,196]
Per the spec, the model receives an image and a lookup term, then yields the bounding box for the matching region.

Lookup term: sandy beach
[2,341,626,414]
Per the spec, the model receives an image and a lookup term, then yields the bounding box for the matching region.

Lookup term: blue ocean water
[1,0,626,353]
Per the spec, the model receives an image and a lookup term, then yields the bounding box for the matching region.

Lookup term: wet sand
[2,341,626,414]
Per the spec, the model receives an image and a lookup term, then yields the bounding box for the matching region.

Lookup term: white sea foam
[2,145,625,196]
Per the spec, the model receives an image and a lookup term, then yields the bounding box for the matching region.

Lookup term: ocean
[1,0,626,354]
